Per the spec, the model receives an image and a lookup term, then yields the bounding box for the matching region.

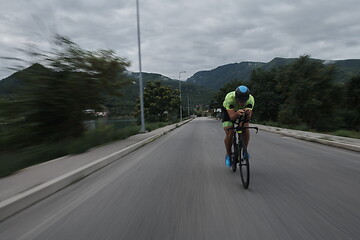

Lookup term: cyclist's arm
[243,101,254,119]
[227,109,245,121]
[245,96,254,114]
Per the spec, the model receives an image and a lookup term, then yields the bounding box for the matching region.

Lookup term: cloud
[1,0,360,80]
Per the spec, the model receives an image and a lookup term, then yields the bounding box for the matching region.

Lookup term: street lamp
[179,71,186,122]
[136,0,145,132]
[187,90,191,117]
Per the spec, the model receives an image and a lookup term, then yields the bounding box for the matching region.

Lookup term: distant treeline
[212,55,360,131]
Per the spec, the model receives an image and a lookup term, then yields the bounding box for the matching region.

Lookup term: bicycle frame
[227,117,258,189]
[232,121,258,163]
[229,119,259,147]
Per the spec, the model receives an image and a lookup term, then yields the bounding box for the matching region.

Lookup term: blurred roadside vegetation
[0,34,179,177]
[1,35,131,148]
[0,121,176,178]
[212,55,360,137]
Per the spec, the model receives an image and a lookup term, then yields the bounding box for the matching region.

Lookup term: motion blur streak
[0,118,359,239]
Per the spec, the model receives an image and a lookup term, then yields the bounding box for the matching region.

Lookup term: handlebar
[227,115,259,133]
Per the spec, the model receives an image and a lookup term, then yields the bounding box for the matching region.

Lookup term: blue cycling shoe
[225,155,231,167]
[243,151,250,160]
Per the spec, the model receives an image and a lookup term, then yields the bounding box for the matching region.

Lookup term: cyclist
[222,85,255,167]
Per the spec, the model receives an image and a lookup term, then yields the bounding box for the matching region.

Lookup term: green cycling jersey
[222,91,255,127]
[223,91,255,111]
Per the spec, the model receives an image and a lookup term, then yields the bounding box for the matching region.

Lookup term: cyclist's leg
[221,106,234,156]
[223,121,234,155]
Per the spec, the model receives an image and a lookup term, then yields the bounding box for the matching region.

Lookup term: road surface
[0,117,359,239]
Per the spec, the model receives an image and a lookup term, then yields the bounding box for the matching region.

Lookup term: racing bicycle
[228,116,258,189]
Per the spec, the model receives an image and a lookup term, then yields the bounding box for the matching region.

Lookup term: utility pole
[187,91,190,117]
[178,71,186,122]
[136,0,145,132]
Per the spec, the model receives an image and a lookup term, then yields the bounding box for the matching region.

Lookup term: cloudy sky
[1,0,359,80]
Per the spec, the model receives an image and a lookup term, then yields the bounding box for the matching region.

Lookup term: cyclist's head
[235,85,250,103]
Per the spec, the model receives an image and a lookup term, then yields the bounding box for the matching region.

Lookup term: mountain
[0,64,49,96]
[110,72,215,116]
[331,59,360,82]
[261,57,297,71]
[186,57,360,90]
[186,62,265,90]
[128,72,215,105]
[0,65,215,117]
[2,57,360,115]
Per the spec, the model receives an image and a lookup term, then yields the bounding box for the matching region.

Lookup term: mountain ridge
[186,57,360,90]
[0,65,215,116]
[1,57,360,110]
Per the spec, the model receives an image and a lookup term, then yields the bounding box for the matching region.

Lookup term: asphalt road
[0,117,359,240]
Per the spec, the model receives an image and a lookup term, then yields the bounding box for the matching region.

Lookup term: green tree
[213,79,245,109]
[344,75,360,130]
[0,35,130,150]
[276,55,339,130]
[249,68,281,122]
[135,81,180,122]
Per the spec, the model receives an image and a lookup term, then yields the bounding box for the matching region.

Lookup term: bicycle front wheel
[239,147,250,189]
[231,142,238,172]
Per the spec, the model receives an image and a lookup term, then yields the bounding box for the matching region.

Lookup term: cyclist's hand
[237,109,245,116]
[244,109,252,115]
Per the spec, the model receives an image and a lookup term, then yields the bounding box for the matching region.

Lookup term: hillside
[186,57,360,90]
[2,57,359,115]
[109,72,215,116]
[0,64,49,96]
[0,65,215,117]
[332,59,360,82]
[187,62,265,90]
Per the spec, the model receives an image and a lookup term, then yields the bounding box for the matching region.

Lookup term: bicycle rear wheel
[239,145,250,189]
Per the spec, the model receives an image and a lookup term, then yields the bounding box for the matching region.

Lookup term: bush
[0,125,141,177]
[332,130,360,139]
[0,121,176,177]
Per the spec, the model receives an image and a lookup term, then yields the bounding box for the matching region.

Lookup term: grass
[0,121,177,178]
[145,121,173,132]
[257,121,360,139]
[330,130,360,139]
[259,121,311,131]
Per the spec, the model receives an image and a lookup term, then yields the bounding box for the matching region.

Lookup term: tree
[0,34,131,149]
[249,68,281,122]
[276,55,339,130]
[213,79,245,109]
[134,81,180,122]
[344,75,360,130]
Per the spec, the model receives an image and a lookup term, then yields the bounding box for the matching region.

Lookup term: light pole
[187,90,190,117]
[136,0,145,132]
[179,71,186,122]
